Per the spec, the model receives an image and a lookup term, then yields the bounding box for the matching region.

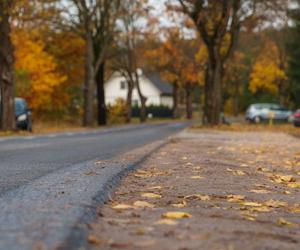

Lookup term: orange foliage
[13,29,67,114]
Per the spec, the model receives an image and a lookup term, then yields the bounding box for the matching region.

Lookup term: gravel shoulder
[87,130,300,250]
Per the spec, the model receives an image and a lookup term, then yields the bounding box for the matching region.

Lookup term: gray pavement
[0,122,187,250]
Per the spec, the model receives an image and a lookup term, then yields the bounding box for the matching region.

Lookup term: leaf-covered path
[87,130,300,250]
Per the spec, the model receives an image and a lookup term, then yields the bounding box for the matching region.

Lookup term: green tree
[287,3,300,108]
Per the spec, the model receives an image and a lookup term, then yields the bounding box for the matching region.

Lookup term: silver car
[246,103,293,123]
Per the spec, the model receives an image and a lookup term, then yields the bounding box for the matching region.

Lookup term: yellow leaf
[250,189,271,194]
[162,212,192,219]
[277,218,293,227]
[171,200,187,208]
[288,183,300,188]
[141,193,162,199]
[240,201,263,207]
[133,201,155,208]
[184,194,211,201]
[155,219,178,225]
[147,186,163,190]
[112,204,134,210]
[227,195,245,202]
[264,199,287,208]
[241,212,257,221]
[190,176,204,179]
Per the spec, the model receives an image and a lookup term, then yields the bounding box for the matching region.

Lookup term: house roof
[146,74,173,96]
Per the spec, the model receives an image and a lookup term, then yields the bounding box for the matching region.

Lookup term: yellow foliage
[13,29,67,114]
[249,40,287,95]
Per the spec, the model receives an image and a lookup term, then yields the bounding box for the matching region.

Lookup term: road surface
[0,122,187,250]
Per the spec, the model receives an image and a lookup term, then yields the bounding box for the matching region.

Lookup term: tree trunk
[135,73,147,123]
[96,61,107,125]
[233,81,239,117]
[172,81,179,119]
[185,83,193,120]
[204,57,222,125]
[126,80,133,123]
[0,4,15,131]
[83,31,94,127]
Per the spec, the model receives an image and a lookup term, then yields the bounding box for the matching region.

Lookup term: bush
[132,105,173,118]
[107,98,127,124]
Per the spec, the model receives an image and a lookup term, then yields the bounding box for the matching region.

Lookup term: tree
[287,2,300,108]
[13,29,67,115]
[249,39,287,101]
[113,0,149,123]
[67,0,121,126]
[178,0,286,124]
[0,0,15,131]
[144,28,206,119]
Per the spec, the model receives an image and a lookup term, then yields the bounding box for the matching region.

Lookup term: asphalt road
[0,122,186,196]
[0,122,188,250]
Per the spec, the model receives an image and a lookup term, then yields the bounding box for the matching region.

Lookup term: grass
[0,117,183,137]
[191,122,300,137]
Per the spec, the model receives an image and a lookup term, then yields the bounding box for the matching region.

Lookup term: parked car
[293,110,300,127]
[246,103,293,124]
[15,97,32,131]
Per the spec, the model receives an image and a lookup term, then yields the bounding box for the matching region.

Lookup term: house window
[120,81,126,90]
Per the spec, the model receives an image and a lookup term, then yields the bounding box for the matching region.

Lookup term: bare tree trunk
[83,32,94,127]
[125,80,133,123]
[204,57,222,125]
[135,72,147,123]
[96,61,107,125]
[233,81,239,117]
[185,83,193,120]
[0,3,15,131]
[172,81,179,119]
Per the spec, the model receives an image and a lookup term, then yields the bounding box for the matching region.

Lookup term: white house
[105,73,173,108]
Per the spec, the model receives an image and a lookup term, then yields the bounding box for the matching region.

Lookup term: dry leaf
[190,176,204,179]
[133,201,155,208]
[162,212,192,219]
[112,204,134,210]
[250,189,271,194]
[264,199,287,208]
[172,200,187,208]
[184,194,211,201]
[141,193,162,199]
[240,201,262,207]
[227,195,245,202]
[288,183,300,188]
[88,235,101,245]
[277,218,293,226]
[155,219,178,225]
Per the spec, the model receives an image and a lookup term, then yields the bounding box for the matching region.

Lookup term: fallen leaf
[171,200,187,208]
[112,204,134,210]
[227,195,245,202]
[147,186,163,190]
[250,189,271,194]
[155,219,178,225]
[241,212,257,221]
[88,235,101,245]
[277,218,293,227]
[288,183,300,188]
[133,201,155,208]
[264,199,287,208]
[190,176,204,179]
[184,194,211,201]
[162,212,192,219]
[141,193,162,199]
[240,201,263,207]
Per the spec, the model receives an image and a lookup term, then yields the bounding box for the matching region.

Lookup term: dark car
[293,110,300,127]
[15,98,32,131]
